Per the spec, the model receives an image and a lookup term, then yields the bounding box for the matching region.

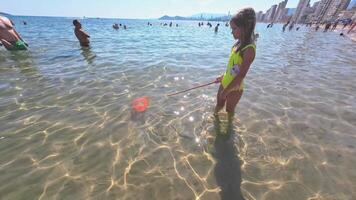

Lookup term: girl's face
[230,21,242,40]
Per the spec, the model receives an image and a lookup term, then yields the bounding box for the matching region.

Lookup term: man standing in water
[289,22,295,31]
[73,19,90,47]
[324,22,332,32]
[215,23,220,33]
[0,15,28,50]
[282,21,290,32]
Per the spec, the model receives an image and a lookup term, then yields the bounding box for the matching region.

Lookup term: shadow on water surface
[213,114,245,200]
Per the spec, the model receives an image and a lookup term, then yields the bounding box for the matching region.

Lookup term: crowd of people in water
[112,23,127,30]
[0,14,355,51]
[1,8,354,129]
[0,15,239,50]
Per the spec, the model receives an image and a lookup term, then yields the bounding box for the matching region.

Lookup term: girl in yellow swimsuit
[214,8,257,122]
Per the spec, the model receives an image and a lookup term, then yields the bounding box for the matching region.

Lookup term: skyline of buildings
[274,0,289,22]
[292,0,310,23]
[257,0,355,24]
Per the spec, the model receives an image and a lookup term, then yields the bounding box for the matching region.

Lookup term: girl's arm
[222,47,255,95]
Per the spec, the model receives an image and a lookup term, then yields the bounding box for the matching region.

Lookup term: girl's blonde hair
[231,8,256,53]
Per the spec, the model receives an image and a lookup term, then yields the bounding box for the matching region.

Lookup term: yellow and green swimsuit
[221,44,256,91]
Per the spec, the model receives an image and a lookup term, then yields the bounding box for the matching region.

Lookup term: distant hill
[159,15,187,20]
[159,13,230,21]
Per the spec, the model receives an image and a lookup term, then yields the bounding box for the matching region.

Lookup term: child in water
[214,8,256,123]
[73,19,90,47]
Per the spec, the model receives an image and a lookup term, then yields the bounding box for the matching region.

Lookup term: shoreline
[310,24,356,42]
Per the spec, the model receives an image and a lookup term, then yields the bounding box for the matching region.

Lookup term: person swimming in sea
[315,24,320,31]
[324,22,332,32]
[112,23,120,30]
[282,21,290,32]
[288,22,294,31]
[113,23,119,30]
[215,23,220,33]
[73,19,90,47]
[214,8,257,124]
[0,15,28,50]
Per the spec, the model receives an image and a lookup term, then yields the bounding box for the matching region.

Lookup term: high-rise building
[256,11,264,22]
[312,1,321,12]
[273,2,283,22]
[305,1,321,22]
[261,13,266,22]
[265,4,278,22]
[280,8,292,22]
[314,0,325,18]
[274,0,289,22]
[292,0,311,23]
[316,0,331,22]
[338,9,356,19]
[301,7,316,22]
[325,0,351,20]
[317,0,351,22]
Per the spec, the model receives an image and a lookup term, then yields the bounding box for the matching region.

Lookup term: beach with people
[328,22,356,41]
[1,2,356,200]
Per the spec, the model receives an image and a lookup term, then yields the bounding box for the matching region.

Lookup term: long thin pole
[167,81,216,97]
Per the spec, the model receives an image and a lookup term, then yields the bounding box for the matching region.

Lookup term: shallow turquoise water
[0,16,356,200]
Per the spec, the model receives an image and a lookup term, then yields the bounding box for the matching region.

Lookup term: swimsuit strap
[241,44,256,52]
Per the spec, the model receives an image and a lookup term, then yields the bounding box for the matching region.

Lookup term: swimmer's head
[73,19,81,28]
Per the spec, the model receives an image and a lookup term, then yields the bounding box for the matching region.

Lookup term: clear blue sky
[1,0,319,19]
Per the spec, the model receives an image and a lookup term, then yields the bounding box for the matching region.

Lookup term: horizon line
[1,7,297,20]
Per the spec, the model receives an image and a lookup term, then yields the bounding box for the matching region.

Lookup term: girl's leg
[214,85,226,114]
[225,89,243,122]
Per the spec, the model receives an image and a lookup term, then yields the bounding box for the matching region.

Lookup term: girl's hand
[215,75,223,84]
